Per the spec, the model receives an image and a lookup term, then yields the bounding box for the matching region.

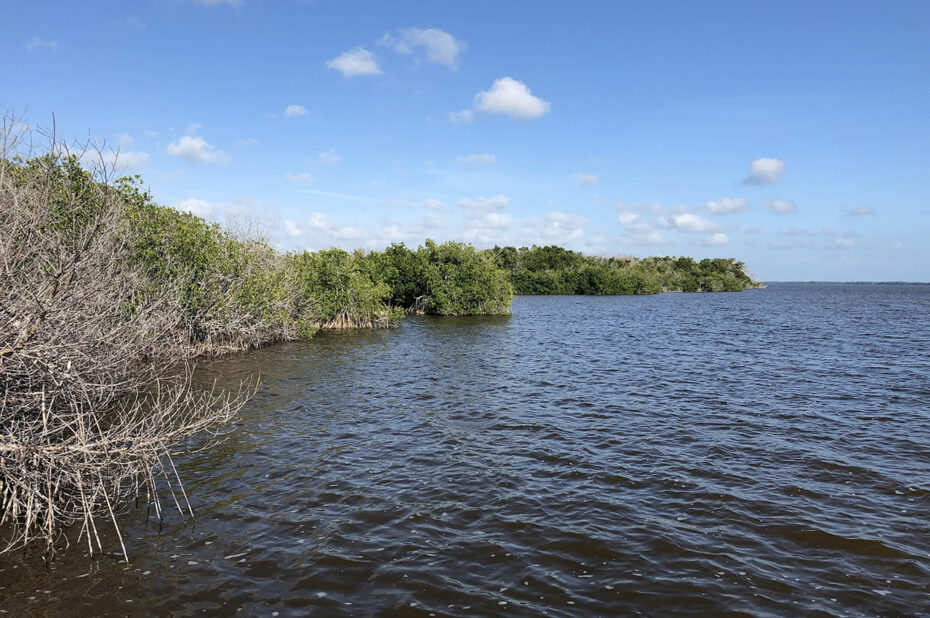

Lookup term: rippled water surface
[3,283,930,616]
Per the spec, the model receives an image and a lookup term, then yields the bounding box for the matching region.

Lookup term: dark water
[3,283,930,616]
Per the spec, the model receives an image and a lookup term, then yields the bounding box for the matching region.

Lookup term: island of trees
[0,137,760,559]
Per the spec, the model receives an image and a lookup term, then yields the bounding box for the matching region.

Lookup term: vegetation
[488,245,760,295]
[0,123,513,559]
[0,117,757,560]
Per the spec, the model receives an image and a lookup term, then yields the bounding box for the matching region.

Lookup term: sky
[3,1,929,281]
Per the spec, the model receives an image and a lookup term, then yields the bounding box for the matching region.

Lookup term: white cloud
[766,199,797,214]
[332,226,365,240]
[617,212,652,234]
[526,211,586,243]
[235,137,261,148]
[117,133,134,148]
[109,150,151,170]
[744,157,786,185]
[176,198,213,218]
[703,197,747,214]
[455,153,496,166]
[458,194,511,244]
[834,237,856,249]
[845,205,875,216]
[327,48,381,77]
[284,104,308,117]
[422,198,453,211]
[26,37,58,51]
[318,149,341,165]
[166,135,228,163]
[307,212,330,231]
[82,149,151,171]
[462,213,512,244]
[657,212,721,233]
[283,220,303,237]
[418,213,443,229]
[473,77,551,120]
[458,194,508,212]
[702,232,730,246]
[381,27,466,69]
[573,173,598,186]
[284,172,315,184]
[448,109,474,124]
[619,231,670,247]
[890,241,905,250]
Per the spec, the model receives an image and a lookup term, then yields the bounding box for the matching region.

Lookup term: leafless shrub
[0,114,250,561]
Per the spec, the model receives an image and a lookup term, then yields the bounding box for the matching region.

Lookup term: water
[2,283,930,616]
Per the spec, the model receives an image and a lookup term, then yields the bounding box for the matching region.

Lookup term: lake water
[2,283,930,616]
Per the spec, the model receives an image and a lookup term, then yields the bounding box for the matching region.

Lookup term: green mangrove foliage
[488,245,759,295]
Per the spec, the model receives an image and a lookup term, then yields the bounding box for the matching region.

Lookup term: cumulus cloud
[117,133,134,148]
[419,213,443,229]
[327,48,381,77]
[619,231,669,247]
[703,197,747,214]
[845,205,875,216]
[422,198,453,211]
[766,199,797,214]
[455,153,496,166]
[617,212,652,234]
[332,226,365,240]
[284,172,315,183]
[573,173,598,186]
[524,211,586,243]
[26,37,58,51]
[284,104,308,117]
[448,109,474,124]
[318,149,341,165]
[744,158,786,185]
[473,77,551,120]
[107,150,151,170]
[616,206,671,246]
[702,232,730,246]
[657,212,721,233]
[283,220,303,237]
[381,27,466,69]
[83,148,151,171]
[166,135,228,163]
[176,198,213,218]
[458,195,511,244]
[307,212,330,231]
[833,237,856,248]
[458,194,508,213]
[462,213,511,244]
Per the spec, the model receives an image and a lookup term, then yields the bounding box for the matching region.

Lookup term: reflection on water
[2,284,930,615]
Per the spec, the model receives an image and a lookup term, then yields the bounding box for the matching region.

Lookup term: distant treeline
[487,245,759,295]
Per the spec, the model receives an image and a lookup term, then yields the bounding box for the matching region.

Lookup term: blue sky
[3,0,929,281]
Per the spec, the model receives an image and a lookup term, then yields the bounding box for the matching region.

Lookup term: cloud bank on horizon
[4,0,928,281]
